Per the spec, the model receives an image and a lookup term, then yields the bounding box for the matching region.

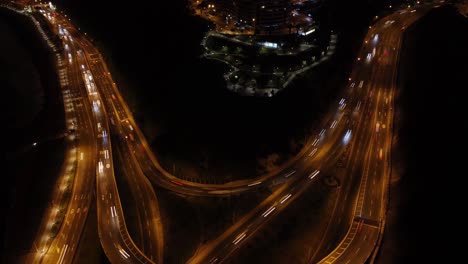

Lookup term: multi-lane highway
[73,27,158,264]
[75,42,154,264]
[11,7,99,264]
[30,6,358,261]
[17,5,160,263]
[187,2,443,264]
[5,0,445,263]
[79,37,165,264]
[317,3,439,263]
[38,29,97,264]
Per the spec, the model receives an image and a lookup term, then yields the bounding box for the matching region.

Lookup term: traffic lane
[81,52,154,264]
[311,47,391,261]
[113,133,163,262]
[370,74,397,219]
[79,62,135,263]
[58,38,97,244]
[316,6,434,262]
[213,124,365,264]
[86,48,162,261]
[186,160,321,264]
[125,150,165,264]
[207,167,323,264]
[55,11,153,264]
[96,145,144,264]
[55,191,92,264]
[305,62,383,260]
[196,125,358,264]
[324,46,386,263]
[355,81,385,217]
[332,224,379,264]
[115,144,152,254]
[38,35,98,262]
[319,5,437,263]
[360,45,397,221]
[315,122,378,263]
[361,99,390,221]
[97,190,138,264]
[312,94,380,261]
[96,133,144,262]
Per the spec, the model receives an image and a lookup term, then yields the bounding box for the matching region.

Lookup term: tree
[259,47,269,55]
[258,153,280,173]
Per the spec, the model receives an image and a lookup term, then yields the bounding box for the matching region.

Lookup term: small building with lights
[190,0,335,97]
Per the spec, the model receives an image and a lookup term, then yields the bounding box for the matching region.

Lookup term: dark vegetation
[1,7,65,263]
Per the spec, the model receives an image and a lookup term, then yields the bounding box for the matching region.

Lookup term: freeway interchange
[7,0,445,263]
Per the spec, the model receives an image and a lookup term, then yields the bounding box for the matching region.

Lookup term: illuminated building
[198,0,320,34]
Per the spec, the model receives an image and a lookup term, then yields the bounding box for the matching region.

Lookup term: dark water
[376,5,468,264]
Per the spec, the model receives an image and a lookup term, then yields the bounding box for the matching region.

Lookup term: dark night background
[49,0,374,181]
[2,0,468,263]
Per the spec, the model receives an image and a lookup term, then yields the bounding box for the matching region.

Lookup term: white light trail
[280,194,292,204]
[309,170,320,179]
[262,206,276,217]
